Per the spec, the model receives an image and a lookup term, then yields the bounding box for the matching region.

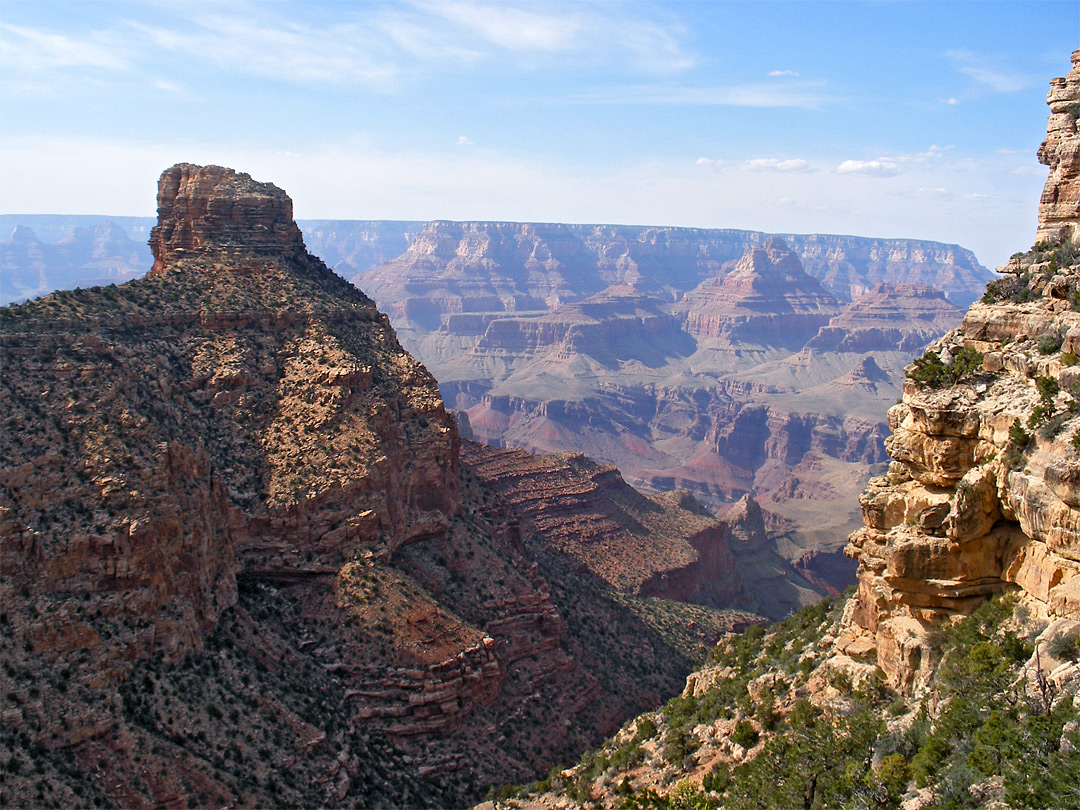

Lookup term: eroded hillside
[0,164,756,808]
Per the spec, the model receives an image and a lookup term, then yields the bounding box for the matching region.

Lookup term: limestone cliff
[841,50,1080,694]
[1036,48,1080,245]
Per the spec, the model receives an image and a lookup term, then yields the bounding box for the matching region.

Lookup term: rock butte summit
[149,163,306,274]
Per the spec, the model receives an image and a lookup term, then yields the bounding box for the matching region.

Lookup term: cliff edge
[840,48,1080,694]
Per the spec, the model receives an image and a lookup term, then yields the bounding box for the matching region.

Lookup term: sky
[1,1,1078,269]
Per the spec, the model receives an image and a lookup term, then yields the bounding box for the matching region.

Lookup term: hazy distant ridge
[0,216,993,307]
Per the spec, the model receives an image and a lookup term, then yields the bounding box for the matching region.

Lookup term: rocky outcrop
[0,165,471,807]
[677,237,839,345]
[805,284,964,353]
[149,164,306,274]
[1036,48,1080,246]
[461,441,744,607]
[842,53,1080,694]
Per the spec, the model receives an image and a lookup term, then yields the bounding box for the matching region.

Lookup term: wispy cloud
[423,1,581,52]
[835,159,901,177]
[579,81,832,108]
[768,69,799,77]
[745,158,812,173]
[134,16,401,87]
[152,79,185,94]
[947,49,1033,93]
[4,2,696,93]
[940,97,960,105]
[909,187,952,199]
[0,23,128,72]
[457,135,474,145]
[879,145,950,164]
[418,1,695,72]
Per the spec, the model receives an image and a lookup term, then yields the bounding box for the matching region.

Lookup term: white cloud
[878,145,950,164]
[911,187,951,199]
[423,1,581,52]
[580,81,832,108]
[134,16,401,87]
[776,196,796,206]
[0,23,128,72]
[416,0,695,72]
[17,2,694,93]
[835,159,901,177]
[768,69,799,77]
[457,135,474,145]
[947,49,1032,93]
[941,97,960,105]
[745,158,812,173]
[153,79,185,93]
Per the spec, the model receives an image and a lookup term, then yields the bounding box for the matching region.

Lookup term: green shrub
[982,272,1035,304]
[906,347,984,390]
[1038,333,1064,355]
[1047,631,1080,662]
[730,720,758,750]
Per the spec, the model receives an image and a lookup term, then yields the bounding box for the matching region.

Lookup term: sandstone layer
[840,52,1080,693]
[1036,48,1080,245]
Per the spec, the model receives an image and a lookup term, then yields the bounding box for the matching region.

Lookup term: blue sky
[1,1,1077,267]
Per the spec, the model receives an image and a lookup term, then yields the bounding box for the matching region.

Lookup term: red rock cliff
[149,163,306,273]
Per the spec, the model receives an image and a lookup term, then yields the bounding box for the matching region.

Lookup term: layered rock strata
[842,53,1080,693]
[0,164,758,808]
[1036,48,1080,245]
[675,236,840,345]
[395,236,970,596]
[461,440,745,608]
[0,163,460,743]
[149,164,306,273]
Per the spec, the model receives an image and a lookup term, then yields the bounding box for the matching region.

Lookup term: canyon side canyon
[1,162,770,808]
[2,212,994,613]
[486,48,1080,810]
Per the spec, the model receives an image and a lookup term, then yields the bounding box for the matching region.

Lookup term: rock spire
[1036,47,1080,245]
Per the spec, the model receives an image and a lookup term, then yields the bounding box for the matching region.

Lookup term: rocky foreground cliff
[0,165,759,808]
[485,48,1080,810]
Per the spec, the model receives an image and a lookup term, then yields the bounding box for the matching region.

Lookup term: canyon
[2,219,987,607]
[3,45,1076,808]
[491,47,1080,810]
[371,228,978,603]
[0,163,766,808]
